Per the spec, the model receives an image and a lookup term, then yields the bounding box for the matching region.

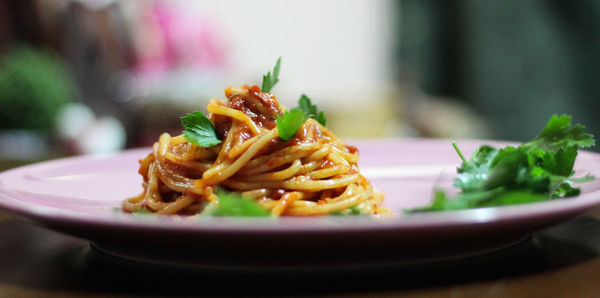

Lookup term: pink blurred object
[133,1,227,78]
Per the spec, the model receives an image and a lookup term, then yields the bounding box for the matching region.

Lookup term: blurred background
[0,0,598,169]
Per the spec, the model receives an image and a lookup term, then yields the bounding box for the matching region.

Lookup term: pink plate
[1,139,600,268]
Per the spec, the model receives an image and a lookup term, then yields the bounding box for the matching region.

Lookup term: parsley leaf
[181,111,222,147]
[298,94,327,126]
[276,108,307,141]
[261,57,282,93]
[453,144,499,191]
[211,189,270,216]
[330,205,362,215]
[275,95,328,141]
[407,114,595,213]
[525,114,595,151]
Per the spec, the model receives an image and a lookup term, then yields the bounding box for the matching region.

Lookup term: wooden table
[1,207,600,297]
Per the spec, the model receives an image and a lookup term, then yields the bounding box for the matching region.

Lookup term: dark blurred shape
[0,0,44,51]
[399,0,600,146]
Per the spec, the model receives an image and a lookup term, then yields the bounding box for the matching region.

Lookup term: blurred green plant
[0,45,75,133]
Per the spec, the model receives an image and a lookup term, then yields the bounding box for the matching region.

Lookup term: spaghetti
[123,85,391,216]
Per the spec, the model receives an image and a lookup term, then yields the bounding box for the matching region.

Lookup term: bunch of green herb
[408,114,595,212]
[0,45,75,133]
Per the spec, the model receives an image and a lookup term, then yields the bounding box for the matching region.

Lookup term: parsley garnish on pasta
[261,57,281,93]
[181,111,222,147]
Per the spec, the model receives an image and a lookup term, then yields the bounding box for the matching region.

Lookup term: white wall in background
[175,0,395,108]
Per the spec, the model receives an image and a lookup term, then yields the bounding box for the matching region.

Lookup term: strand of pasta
[155,159,195,193]
[221,174,359,191]
[122,191,145,211]
[207,103,261,135]
[254,182,373,215]
[296,160,323,175]
[228,133,261,159]
[145,162,166,211]
[156,195,195,215]
[197,128,279,187]
[308,164,349,179]
[237,143,321,175]
[303,144,331,162]
[271,191,303,216]
[214,121,238,165]
[235,159,302,182]
[284,186,371,215]
[330,145,358,163]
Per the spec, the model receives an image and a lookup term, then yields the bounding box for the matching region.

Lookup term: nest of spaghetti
[124,85,391,216]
